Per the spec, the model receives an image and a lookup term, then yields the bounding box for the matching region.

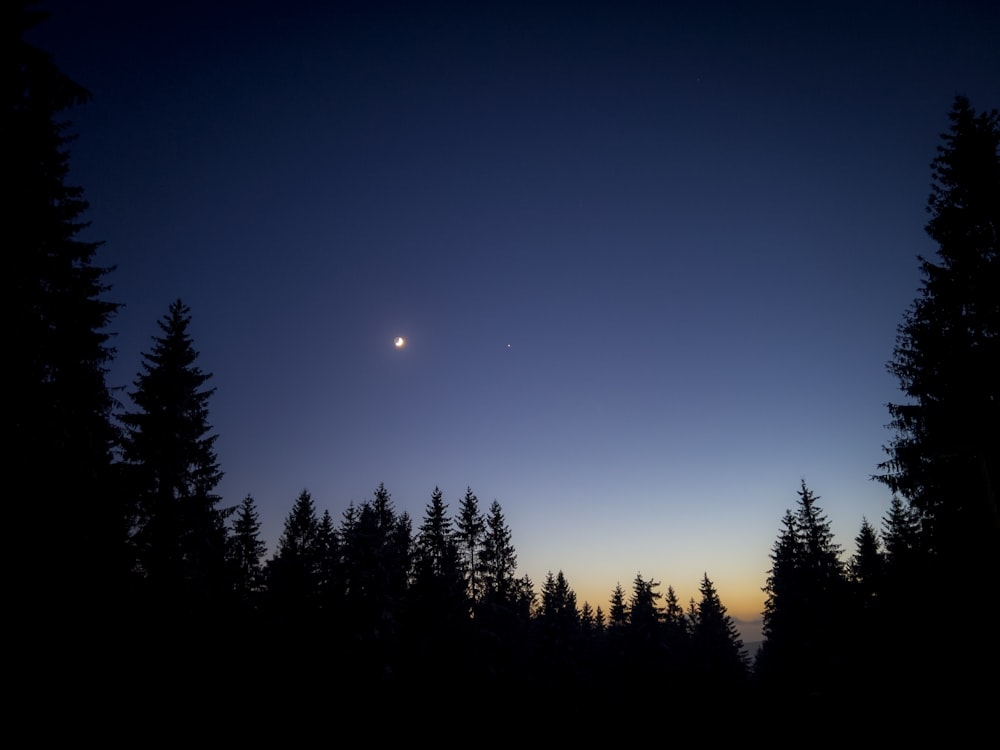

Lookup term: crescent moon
[394,336,405,348]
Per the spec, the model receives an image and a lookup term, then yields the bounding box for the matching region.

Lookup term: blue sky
[31,0,998,641]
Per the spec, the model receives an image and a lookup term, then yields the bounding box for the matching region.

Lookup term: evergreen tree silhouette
[315,508,343,614]
[628,572,662,633]
[536,570,583,699]
[121,299,227,611]
[480,499,519,611]
[411,487,462,593]
[661,584,691,679]
[406,486,467,682]
[880,494,927,603]
[840,516,887,695]
[265,489,321,616]
[621,572,667,695]
[608,581,628,630]
[847,517,884,613]
[226,493,267,608]
[690,573,749,694]
[757,481,846,700]
[338,484,411,685]
[877,95,999,683]
[455,487,486,604]
[875,96,999,703]
[579,601,596,633]
[539,570,579,629]
[10,2,120,620]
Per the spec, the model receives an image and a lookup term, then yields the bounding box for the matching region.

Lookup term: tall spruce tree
[455,487,486,604]
[579,601,596,633]
[878,495,930,691]
[842,517,887,685]
[876,97,999,694]
[608,582,628,630]
[539,570,579,629]
[226,494,267,606]
[880,495,924,583]
[757,481,846,698]
[121,299,227,608]
[627,572,662,635]
[339,484,411,682]
[266,489,321,612]
[690,574,749,690]
[409,487,464,619]
[405,487,468,682]
[480,499,519,610]
[662,585,687,642]
[315,509,343,612]
[661,584,691,677]
[11,2,120,611]
[847,517,884,609]
[877,95,999,599]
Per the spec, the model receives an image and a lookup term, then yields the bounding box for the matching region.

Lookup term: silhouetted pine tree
[470,498,532,691]
[480,499,519,610]
[628,572,662,633]
[608,582,628,630]
[621,572,667,692]
[579,601,596,633]
[662,585,688,644]
[455,487,486,604]
[405,486,467,681]
[876,495,930,695]
[847,517,884,612]
[315,509,343,612]
[880,495,927,596]
[511,574,537,620]
[757,510,799,679]
[877,97,999,686]
[661,584,691,678]
[121,300,227,611]
[226,494,267,608]
[756,481,846,700]
[339,484,411,684]
[690,574,749,694]
[265,489,321,615]
[535,570,584,697]
[410,487,463,598]
[840,516,887,693]
[539,570,579,630]
[10,3,120,617]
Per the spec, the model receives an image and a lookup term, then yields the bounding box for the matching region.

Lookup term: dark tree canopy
[266,489,321,611]
[690,573,749,689]
[876,96,1000,694]
[608,581,628,629]
[409,486,465,620]
[227,494,267,605]
[847,517,884,605]
[628,572,662,634]
[10,1,120,612]
[877,96,1000,584]
[757,481,847,697]
[480,499,519,610]
[122,299,226,605]
[455,487,486,603]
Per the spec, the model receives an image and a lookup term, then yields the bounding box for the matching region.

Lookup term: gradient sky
[30,0,998,642]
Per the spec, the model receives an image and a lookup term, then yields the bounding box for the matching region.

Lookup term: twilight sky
[31,0,998,641]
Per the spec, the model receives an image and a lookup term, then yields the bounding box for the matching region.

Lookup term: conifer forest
[11,2,998,732]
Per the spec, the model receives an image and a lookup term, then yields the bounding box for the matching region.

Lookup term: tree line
[12,2,998,720]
